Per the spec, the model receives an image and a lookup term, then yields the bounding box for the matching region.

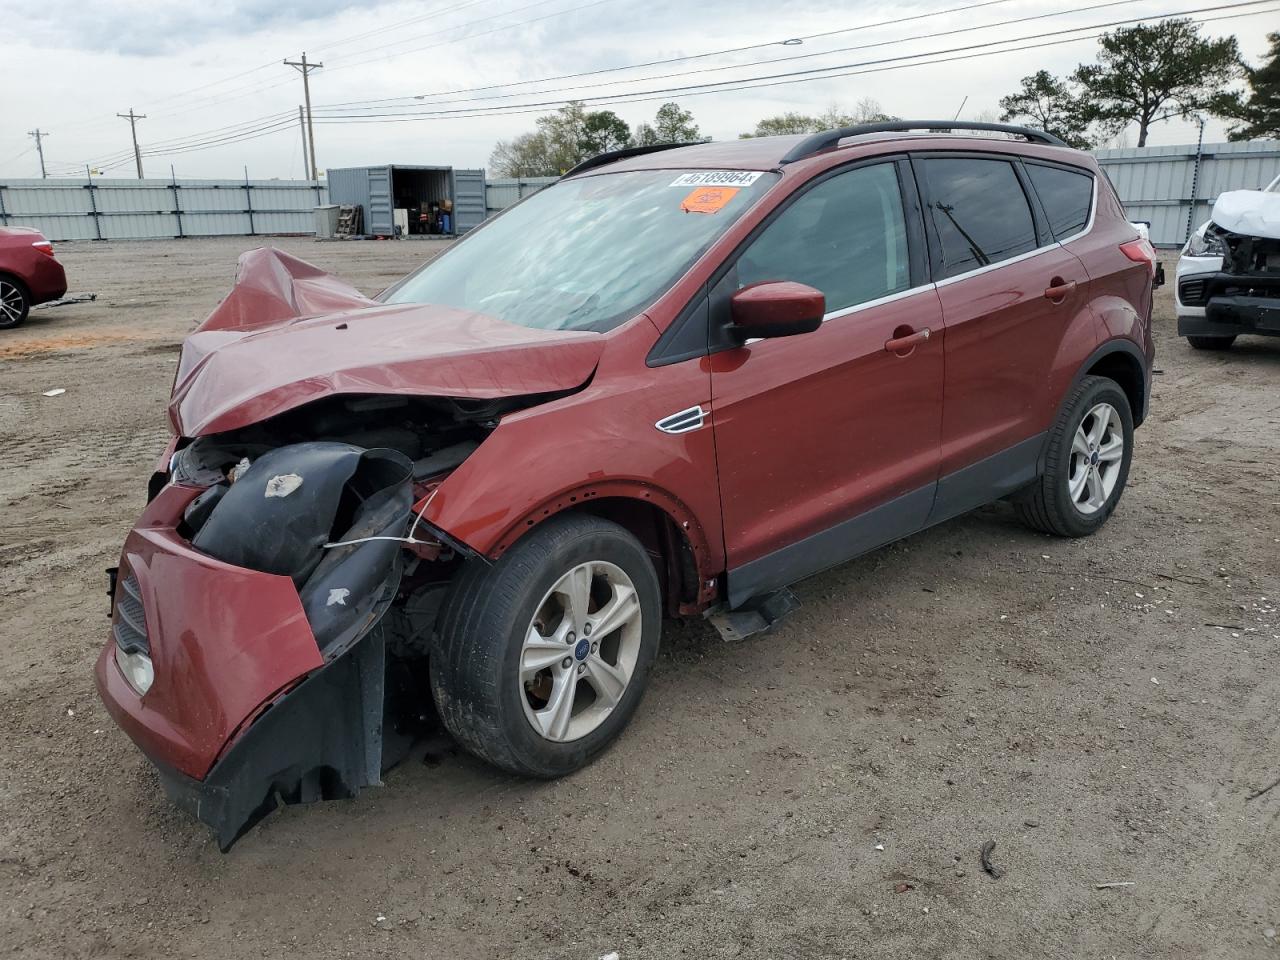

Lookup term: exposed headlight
[1185,228,1225,258]
[115,646,155,695]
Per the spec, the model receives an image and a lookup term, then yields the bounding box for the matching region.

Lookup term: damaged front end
[96,248,600,849]
[1181,189,1280,338]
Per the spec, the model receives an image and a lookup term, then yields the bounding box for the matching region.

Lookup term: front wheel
[1015,375,1134,538]
[431,513,661,777]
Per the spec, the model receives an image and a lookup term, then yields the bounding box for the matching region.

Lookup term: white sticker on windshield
[670,171,762,188]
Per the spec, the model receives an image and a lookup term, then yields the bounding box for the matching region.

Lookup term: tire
[1186,335,1235,351]
[0,276,30,330]
[1015,375,1134,538]
[431,513,662,778]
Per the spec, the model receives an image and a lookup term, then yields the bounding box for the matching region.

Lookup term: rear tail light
[32,240,55,258]
[1120,237,1157,278]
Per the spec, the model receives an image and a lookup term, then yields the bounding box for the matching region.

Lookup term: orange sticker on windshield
[681,186,739,214]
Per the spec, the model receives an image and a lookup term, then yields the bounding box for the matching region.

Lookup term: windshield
[384,168,778,332]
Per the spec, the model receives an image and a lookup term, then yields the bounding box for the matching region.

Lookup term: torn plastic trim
[156,629,387,852]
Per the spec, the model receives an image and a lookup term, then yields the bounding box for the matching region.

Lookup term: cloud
[11,0,395,56]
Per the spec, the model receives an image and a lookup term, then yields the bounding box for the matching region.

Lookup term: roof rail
[563,141,701,177]
[779,121,1068,164]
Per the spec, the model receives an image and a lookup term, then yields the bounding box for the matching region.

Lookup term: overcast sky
[0,0,1274,180]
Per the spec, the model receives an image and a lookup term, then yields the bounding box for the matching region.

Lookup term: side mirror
[729,281,825,339]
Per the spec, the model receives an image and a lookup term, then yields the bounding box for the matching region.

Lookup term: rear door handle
[1044,280,1078,302]
[884,327,931,354]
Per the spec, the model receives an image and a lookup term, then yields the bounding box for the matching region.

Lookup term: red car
[96,122,1156,848]
[0,227,67,328]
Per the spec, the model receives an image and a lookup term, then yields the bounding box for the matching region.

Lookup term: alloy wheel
[519,560,643,742]
[0,281,25,325]
[1067,401,1124,515]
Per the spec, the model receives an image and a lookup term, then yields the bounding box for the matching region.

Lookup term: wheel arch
[1080,340,1148,427]
[489,483,717,616]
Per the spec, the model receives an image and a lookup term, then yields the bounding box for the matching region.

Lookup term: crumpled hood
[1211,189,1280,240]
[169,248,604,436]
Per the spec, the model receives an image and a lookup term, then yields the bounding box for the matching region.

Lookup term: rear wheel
[1015,375,1133,538]
[431,514,661,777]
[0,276,30,329]
[1186,335,1235,351]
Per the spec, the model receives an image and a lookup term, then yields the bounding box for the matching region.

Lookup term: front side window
[736,162,910,314]
[384,169,778,333]
[1026,163,1094,239]
[920,157,1038,278]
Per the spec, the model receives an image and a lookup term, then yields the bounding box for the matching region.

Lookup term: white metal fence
[484,176,556,216]
[1093,140,1280,248]
[6,141,1278,245]
[0,177,327,241]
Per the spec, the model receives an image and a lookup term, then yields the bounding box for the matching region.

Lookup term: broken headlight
[1185,228,1225,258]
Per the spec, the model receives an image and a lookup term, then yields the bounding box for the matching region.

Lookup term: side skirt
[724,432,1046,610]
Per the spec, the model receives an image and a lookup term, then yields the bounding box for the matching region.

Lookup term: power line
[311,0,1277,122]
[320,0,1026,108]
[320,0,1150,113]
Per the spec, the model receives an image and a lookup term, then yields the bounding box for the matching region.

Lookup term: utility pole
[27,129,49,178]
[117,108,147,179]
[285,53,323,182]
[298,105,311,180]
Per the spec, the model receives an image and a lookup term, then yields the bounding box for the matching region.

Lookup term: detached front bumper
[95,483,392,849]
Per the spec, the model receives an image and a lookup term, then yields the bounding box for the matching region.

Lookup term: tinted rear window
[1026,163,1094,239]
[919,157,1038,278]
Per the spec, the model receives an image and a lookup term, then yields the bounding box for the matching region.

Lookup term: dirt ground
[1,236,1277,960]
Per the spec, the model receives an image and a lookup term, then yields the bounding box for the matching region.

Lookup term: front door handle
[1044,279,1078,302]
[884,327,931,354]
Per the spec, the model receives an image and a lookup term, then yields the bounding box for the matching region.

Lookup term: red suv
[0,227,67,328]
[96,122,1156,848]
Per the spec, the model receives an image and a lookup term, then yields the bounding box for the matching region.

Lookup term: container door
[365,166,394,235]
[451,168,487,234]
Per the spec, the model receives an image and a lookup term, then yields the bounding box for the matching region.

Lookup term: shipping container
[325,164,487,237]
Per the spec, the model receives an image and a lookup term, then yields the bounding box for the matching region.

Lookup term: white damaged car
[1176,173,1280,350]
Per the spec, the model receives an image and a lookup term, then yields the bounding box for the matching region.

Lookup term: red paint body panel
[0,227,67,303]
[423,315,725,582]
[170,251,605,436]
[95,484,324,779]
[935,244,1096,474]
[710,288,946,567]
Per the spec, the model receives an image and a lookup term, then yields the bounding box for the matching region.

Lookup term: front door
[708,160,946,607]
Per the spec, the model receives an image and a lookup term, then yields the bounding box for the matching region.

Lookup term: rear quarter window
[1026,163,1095,240]
[918,157,1038,279]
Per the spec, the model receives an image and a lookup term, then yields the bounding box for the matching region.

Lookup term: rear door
[912,153,1093,522]
[708,159,946,606]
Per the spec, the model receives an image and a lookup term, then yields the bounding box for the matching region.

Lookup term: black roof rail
[563,141,701,177]
[779,121,1068,164]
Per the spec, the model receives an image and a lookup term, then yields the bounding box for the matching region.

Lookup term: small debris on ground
[42,388,66,397]
[980,840,1004,879]
[1094,881,1135,890]
[894,882,914,893]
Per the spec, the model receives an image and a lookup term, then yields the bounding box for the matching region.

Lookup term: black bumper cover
[155,631,387,852]
[1179,271,1280,338]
